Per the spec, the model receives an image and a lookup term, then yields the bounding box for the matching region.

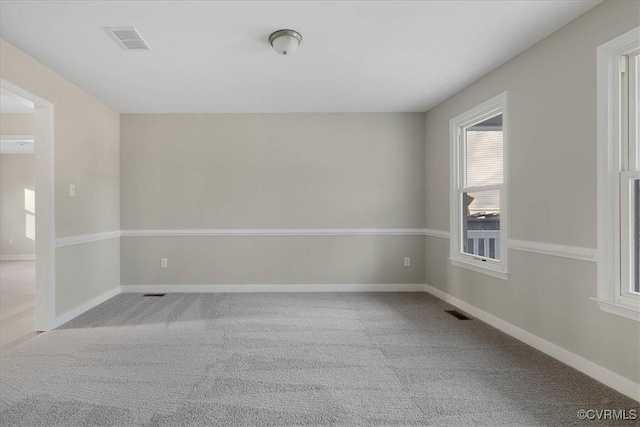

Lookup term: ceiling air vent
[106,27,150,50]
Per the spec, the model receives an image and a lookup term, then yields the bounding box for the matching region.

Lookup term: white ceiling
[0,135,34,154]
[0,89,34,153]
[0,1,602,113]
[0,93,34,114]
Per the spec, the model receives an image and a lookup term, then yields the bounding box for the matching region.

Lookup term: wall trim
[422,284,639,402]
[55,229,598,266]
[425,230,596,262]
[424,228,450,239]
[53,286,121,329]
[56,230,121,247]
[54,228,427,248]
[509,239,597,262]
[0,254,35,261]
[121,283,426,293]
[120,228,427,237]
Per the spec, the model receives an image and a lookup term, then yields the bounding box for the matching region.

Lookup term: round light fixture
[269,29,302,56]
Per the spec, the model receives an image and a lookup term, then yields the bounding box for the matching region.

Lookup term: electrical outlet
[404,257,411,267]
[8,238,13,245]
[161,258,168,268]
[69,184,76,197]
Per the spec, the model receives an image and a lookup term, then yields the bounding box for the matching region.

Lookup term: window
[450,92,508,279]
[596,28,640,321]
[25,188,35,241]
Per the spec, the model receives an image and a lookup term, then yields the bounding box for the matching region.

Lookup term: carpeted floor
[0,292,637,426]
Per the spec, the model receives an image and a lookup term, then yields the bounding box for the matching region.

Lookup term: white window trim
[620,171,640,306]
[449,92,509,280]
[594,26,640,322]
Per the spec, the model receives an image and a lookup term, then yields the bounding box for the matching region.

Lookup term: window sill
[592,298,640,322]
[449,258,509,280]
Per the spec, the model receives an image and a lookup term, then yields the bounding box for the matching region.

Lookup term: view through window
[462,114,503,261]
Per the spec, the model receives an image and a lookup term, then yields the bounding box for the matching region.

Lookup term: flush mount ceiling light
[269,29,302,56]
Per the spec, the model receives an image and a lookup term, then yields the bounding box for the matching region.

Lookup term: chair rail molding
[56,230,121,247]
[508,239,597,262]
[424,228,450,239]
[120,228,428,237]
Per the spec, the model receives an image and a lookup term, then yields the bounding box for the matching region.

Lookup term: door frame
[1,78,55,331]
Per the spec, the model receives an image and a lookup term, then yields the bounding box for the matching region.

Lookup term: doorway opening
[0,79,55,353]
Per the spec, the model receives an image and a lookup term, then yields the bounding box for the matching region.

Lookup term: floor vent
[143,293,167,297]
[445,309,471,320]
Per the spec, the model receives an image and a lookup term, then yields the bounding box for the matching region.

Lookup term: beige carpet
[0,292,637,426]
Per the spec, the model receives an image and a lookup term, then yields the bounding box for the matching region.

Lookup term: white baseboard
[121,283,425,293]
[53,287,121,329]
[423,284,640,402]
[0,254,35,261]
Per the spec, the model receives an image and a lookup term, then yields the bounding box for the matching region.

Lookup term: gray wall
[0,114,33,135]
[424,0,640,383]
[0,38,120,317]
[120,113,426,286]
[0,154,34,257]
[56,238,120,315]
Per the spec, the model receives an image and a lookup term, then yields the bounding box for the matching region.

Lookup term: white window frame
[595,27,640,321]
[620,171,640,305]
[449,92,509,280]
